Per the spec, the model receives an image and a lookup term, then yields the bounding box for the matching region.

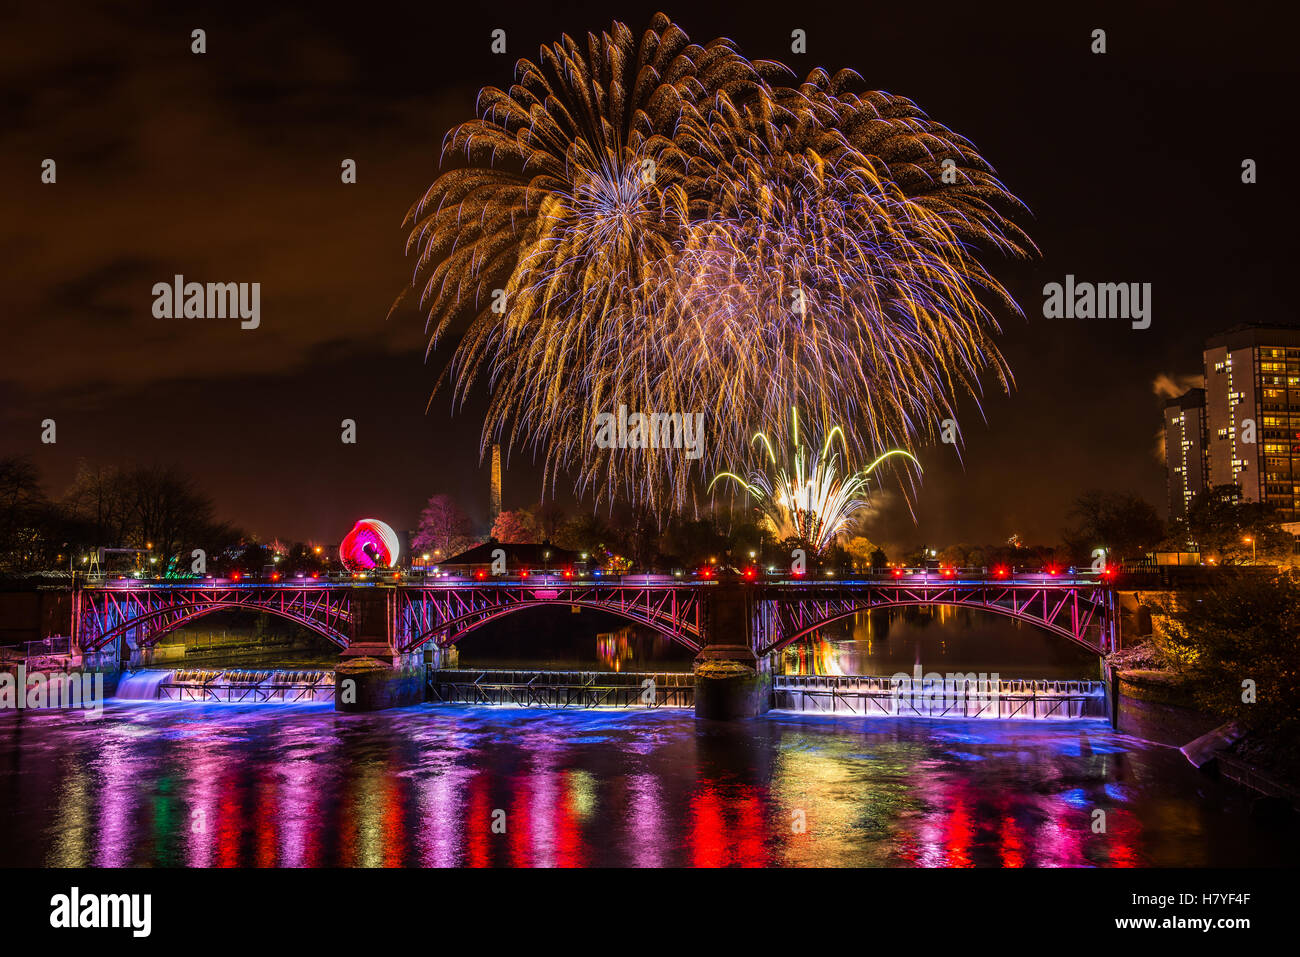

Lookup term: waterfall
[114,670,175,701]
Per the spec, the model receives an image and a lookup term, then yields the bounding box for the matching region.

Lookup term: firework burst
[710,410,920,556]
[399,14,1033,510]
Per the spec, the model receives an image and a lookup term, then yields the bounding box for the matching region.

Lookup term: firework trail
[710,409,921,556]
[398,13,1034,510]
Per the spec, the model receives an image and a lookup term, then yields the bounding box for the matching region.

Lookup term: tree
[555,512,610,554]
[658,515,728,568]
[122,465,219,560]
[491,508,540,544]
[939,543,972,567]
[413,494,475,558]
[535,501,567,541]
[1182,485,1292,564]
[844,535,878,571]
[0,457,48,571]
[1153,569,1300,756]
[1066,490,1165,563]
[62,461,129,545]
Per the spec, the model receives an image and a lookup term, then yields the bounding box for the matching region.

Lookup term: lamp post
[1243,535,1255,564]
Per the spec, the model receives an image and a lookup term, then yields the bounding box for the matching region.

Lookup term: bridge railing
[0,636,73,663]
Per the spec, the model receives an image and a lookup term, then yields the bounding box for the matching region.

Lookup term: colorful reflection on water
[1,703,1291,867]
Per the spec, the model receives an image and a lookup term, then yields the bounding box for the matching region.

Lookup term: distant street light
[1243,536,1255,563]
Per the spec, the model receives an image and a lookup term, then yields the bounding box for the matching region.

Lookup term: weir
[773,674,1108,719]
[114,668,335,703]
[428,669,694,708]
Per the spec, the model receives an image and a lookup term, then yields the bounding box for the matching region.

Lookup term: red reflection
[508,776,533,868]
[999,814,1025,868]
[465,774,491,868]
[689,785,768,866]
[689,789,727,867]
[216,773,242,868]
[553,774,585,867]
[381,773,405,868]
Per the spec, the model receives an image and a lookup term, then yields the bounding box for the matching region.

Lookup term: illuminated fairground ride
[339,519,400,572]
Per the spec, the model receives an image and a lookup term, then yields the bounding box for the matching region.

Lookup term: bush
[1156,570,1300,740]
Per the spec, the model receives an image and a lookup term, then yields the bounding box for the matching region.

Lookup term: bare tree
[413,493,475,558]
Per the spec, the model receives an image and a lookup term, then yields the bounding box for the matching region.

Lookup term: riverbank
[1116,668,1300,809]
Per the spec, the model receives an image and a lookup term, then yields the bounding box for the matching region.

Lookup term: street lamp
[1243,536,1255,564]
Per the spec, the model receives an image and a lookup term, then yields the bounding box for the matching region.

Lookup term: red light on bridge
[475,569,487,581]
[699,567,713,579]
[311,572,319,580]
[563,568,573,579]
[993,566,1009,577]
[743,567,757,580]
[892,568,903,578]
[270,572,280,582]
[231,571,242,582]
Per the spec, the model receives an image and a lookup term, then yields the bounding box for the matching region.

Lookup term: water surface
[0,703,1289,867]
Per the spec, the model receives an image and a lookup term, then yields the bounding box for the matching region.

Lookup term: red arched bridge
[75,574,1119,658]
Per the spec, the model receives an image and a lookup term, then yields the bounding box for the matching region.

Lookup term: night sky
[2,0,1294,552]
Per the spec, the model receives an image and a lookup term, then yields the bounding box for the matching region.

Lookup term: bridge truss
[756,580,1118,655]
[394,582,705,652]
[76,584,353,652]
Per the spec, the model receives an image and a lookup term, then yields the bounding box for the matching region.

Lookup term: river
[0,701,1291,867]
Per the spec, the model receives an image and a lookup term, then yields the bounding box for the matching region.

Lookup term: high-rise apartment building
[1201,325,1300,522]
[1163,388,1207,521]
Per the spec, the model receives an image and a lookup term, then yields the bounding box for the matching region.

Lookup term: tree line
[0,457,239,575]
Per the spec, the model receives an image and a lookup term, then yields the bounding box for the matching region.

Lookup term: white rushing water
[113,670,175,701]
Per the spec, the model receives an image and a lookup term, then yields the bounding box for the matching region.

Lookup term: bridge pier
[75,648,124,697]
[334,588,425,713]
[694,578,770,720]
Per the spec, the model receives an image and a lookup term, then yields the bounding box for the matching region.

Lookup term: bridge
[74,573,1118,660]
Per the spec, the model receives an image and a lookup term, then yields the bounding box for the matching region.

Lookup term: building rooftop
[1164,387,1205,412]
[1205,323,1300,351]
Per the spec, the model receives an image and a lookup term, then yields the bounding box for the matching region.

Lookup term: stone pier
[333,587,425,712]
[693,575,770,720]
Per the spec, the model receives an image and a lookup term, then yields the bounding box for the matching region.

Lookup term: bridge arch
[758,582,1115,657]
[78,588,352,652]
[762,601,1099,656]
